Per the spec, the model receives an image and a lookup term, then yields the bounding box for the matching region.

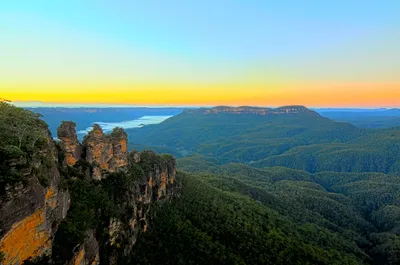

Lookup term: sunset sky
[1,1,399,107]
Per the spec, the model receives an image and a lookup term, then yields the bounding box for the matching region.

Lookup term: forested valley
[1,104,399,264]
[127,106,400,264]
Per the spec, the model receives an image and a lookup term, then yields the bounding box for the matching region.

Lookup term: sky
[1,0,399,107]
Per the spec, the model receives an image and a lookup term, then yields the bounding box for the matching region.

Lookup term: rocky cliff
[0,120,70,265]
[82,125,128,180]
[184,105,314,115]
[0,106,179,265]
[57,122,128,180]
[57,122,82,167]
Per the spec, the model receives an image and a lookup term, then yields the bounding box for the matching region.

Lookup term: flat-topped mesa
[82,124,128,180]
[57,121,82,167]
[184,105,313,115]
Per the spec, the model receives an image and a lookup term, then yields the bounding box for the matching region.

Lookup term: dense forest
[1,103,399,264]
[126,107,400,174]
[126,106,400,264]
[129,161,400,264]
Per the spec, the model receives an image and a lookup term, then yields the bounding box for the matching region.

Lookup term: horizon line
[9,101,400,110]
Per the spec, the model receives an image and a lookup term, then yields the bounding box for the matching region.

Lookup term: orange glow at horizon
[3,82,399,108]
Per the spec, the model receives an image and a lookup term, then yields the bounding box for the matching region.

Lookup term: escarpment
[184,105,315,116]
[0,119,70,265]
[53,146,178,265]
[0,110,179,265]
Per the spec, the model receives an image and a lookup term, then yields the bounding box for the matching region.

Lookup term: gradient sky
[1,0,399,107]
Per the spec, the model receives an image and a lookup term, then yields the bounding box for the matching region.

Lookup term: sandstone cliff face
[0,129,70,265]
[57,122,128,180]
[184,105,313,116]
[109,128,129,170]
[103,151,178,264]
[1,119,179,265]
[57,122,82,167]
[68,231,99,265]
[82,124,128,180]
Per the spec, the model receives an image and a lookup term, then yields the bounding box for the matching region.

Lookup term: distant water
[77,115,172,135]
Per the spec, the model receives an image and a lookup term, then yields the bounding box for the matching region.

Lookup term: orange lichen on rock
[0,208,49,265]
[89,143,112,170]
[45,186,58,209]
[73,248,85,265]
[90,253,100,265]
[45,186,55,199]
[66,154,78,166]
[120,139,127,152]
[101,160,110,170]
[62,138,80,166]
[47,199,57,209]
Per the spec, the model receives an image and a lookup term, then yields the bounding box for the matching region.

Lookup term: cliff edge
[0,104,180,265]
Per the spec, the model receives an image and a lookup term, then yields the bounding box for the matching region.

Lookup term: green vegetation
[0,251,5,264]
[130,162,400,264]
[126,108,400,264]
[0,100,50,192]
[53,169,132,263]
[2,104,399,264]
[127,108,400,174]
[53,150,175,264]
[131,171,367,264]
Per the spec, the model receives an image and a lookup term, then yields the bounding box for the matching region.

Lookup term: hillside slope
[127,106,400,174]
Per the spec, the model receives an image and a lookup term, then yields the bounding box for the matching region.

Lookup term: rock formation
[0,128,70,265]
[1,117,179,265]
[57,121,82,167]
[82,125,128,180]
[103,150,178,264]
[68,231,99,265]
[57,122,129,180]
[109,128,129,170]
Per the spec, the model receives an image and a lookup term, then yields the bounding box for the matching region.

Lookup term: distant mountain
[316,108,400,114]
[317,108,400,128]
[185,105,315,115]
[127,105,400,174]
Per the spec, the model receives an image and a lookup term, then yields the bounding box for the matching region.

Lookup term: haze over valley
[1,1,400,265]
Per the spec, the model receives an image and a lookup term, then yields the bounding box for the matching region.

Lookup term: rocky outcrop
[104,150,179,264]
[0,129,70,265]
[184,105,315,116]
[68,231,99,265]
[81,125,128,180]
[57,122,82,167]
[57,122,129,180]
[1,117,178,265]
[109,128,129,170]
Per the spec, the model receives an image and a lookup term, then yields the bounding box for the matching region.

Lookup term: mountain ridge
[183,105,317,116]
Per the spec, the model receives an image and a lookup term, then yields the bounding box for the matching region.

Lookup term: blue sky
[1,0,399,107]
